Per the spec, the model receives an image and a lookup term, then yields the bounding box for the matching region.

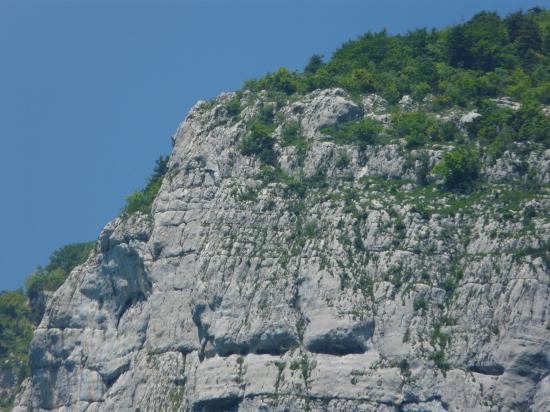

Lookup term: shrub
[258,103,275,124]
[26,241,94,322]
[433,146,481,190]
[237,188,258,202]
[123,156,169,216]
[399,359,411,376]
[392,112,458,148]
[239,121,277,165]
[323,118,383,147]
[280,121,308,148]
[226,94,241,118]
[0,290,33,391]
[335,152,351,169]
[1,242,94,407]
[431,350,450,371]
[241,9,550,108]
[304,221,319,238]
[413,296,428,312]
[304,54,324,75]
[45,242,95,273]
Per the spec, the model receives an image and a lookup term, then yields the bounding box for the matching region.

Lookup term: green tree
[0,290,34,406]
[239,121,277,165]
[45,242,95,273]
[434,146,481,190]
[323,118,383,147]
[268,67,299,95]
[304,54,324,75]
[448,25,473,68]
[123,156,169,216]
[506,11,543,65]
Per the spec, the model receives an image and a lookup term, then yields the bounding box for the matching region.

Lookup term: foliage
[0,290,33,405]
[242,8,550,107]
[323,118,383,147]
[304,54,324,75]
[433,146,481,190]
[123,156,169,216]
[280,121,309,148]
[244,67,301,95]
[431,350,450,372]
[44,242,95,274]
[413,296,428,312]
[239,121,277,165]
[392,112,460,148]
[335,152,351,169]
[226,94,242,119]
[0,240,94,407]
[25,242,94,322]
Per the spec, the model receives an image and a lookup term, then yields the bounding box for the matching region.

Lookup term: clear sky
[0,0,547,291]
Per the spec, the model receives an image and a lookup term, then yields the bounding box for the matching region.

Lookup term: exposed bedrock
[15,89,550,411]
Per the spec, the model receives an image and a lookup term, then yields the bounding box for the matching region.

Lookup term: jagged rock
[300,88,363,138]
[399,95,417,112]
[362,94,388,114]
[14,89,549,412]
[492,97,521,111]
[459,110,481,125]
[0,366,16,403]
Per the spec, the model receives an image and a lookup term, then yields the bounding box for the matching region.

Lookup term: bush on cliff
[0,241,94,408]
[243,8,550,107]
[434,146,481,190]
[123,155,169,216]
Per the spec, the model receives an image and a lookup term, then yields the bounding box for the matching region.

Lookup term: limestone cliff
[14,89,549,411]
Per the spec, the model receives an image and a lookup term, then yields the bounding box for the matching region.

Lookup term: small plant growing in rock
[280,121,308,148]
[431,350,449,373]
[304,221,319,238]
[335,152,351,169]
[323,118,383,147]
[239,121,277,165]
[413,296,428,312]
[398,359,411,376]
[226,94,242,119]
[237,188,258,202]
[123,155,169,216]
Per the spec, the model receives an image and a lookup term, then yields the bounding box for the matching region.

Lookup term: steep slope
[14,87,549,411]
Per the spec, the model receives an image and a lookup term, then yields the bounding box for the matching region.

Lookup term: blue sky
[0,0,547,291]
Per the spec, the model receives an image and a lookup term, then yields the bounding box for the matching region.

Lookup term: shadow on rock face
[191,394,240,412]
[305,322,374,355]
[213,329,300,357]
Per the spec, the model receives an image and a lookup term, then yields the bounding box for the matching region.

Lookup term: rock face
[15,89,549,411]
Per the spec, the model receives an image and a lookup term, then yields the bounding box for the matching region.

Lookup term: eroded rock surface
[15,89,549,412]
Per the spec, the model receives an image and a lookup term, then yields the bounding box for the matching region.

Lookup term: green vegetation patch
[0,241,94,408]
[433,146,481,190]
[280,121,309,149]
[123,156,169,216]
[392,112,461,148]
[322,118,383,147]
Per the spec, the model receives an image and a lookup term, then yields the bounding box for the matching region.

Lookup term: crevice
[115,294,145,328]
[468,363,505,376]
[305,322,374,356]
[191,395,240,412]
[102,362,130,389]
[192,304,212,362]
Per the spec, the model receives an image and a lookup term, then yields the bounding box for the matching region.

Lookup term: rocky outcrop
[0,366,17,404]
[15,89,549,411]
